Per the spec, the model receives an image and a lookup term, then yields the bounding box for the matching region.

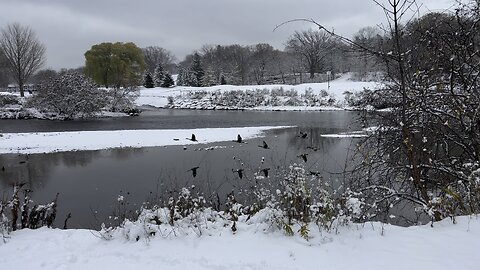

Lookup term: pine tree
[143,72,154,88]
[184,69,197,87]
[161,72,175,88]
[191,52,204,87]
[177,66,197,87]
[153,64,165,87]
[176,67,185,86]
[220,74,227,85]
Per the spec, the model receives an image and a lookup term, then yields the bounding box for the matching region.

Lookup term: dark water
[0,109,361,228]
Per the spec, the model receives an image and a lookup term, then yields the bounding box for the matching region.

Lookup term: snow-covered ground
[136,74,380,109]
[0,126,290,154]
[1,216,478,270]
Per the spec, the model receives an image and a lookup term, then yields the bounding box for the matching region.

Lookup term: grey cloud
[0,0,457,69]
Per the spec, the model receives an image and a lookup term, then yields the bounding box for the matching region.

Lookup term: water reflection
[0,111,362,229]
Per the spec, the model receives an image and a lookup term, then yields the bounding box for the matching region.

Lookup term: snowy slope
[0,216,478,270]
[136,74,381,108]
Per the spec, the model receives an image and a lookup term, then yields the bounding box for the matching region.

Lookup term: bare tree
[285,29,336,79]
[0,23,46,97]
[251,43,278,84]
[352,26,383,79]
[142,46,177,73]
[0,50,10,88]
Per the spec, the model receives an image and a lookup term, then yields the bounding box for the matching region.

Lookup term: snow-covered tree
[176,66,197,87]
[153,64,165,87]
[191,52,204,87]
[220,74,227,85]
[161,72,175,88]
[143,72,154,88]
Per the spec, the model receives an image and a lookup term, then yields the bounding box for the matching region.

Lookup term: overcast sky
[0,0,458,70]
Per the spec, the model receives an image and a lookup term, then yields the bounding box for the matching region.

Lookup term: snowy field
[136,74,380,109]
[0,126,290,154]
[0,216,478,270]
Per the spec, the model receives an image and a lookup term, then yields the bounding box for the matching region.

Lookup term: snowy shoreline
[0,215,478,270]
[0,126,292,154]
[0,75,379,119]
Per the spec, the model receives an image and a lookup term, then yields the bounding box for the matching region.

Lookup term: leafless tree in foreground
[0,23,46,97]
[277,0,480,223]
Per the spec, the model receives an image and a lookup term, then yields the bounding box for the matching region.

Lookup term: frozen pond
[0,109,362,228]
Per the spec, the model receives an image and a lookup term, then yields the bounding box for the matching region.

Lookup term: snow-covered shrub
[29,72,107,119]
[187,90,208,100]
[167,96,174,105]
[348,88,399,109]
[424,164,480,222]
[319,89,329,98]
[27,196,59,229]
[105,86,139,112]
[271,87,286,96]
[284,89,298,97]
[343,91,354,105]
[0,95,20,106]
[278,164,312,224]
[301,88,317,106]
[224,192,244,231]
[284,96,302,106]
[168,186,206,226]
[0,184,59,239]
[269,93,281,106]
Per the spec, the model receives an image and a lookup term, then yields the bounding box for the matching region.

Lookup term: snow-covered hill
[136,74,381,110]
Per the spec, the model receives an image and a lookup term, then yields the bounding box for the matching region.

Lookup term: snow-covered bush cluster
[28,72,107,119]
[99,164,364,242]
[346,88,400,109]
[103,86,140,113]
[167,87,340,109]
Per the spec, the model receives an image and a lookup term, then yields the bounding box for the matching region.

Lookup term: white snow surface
[0,216,478,270]
[136,74,380,108]
[0,126,290,154]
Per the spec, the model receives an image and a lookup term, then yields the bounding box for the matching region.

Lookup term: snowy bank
[135,74,381,110]
[0,216,478,270]
[0,126,291,154]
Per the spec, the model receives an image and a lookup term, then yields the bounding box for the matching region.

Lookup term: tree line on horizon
[0,19,385,93]
[0,2,476,93]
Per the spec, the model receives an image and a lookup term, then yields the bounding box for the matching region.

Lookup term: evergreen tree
[191,52,204,87]
[143,72,154,88]
[184,69,197,87]
[176,67,186,86]
[220,75,227,85]
[161,72,175,88]
[153,64,165,87]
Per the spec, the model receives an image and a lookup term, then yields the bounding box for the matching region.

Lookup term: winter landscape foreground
[1,215,478,270]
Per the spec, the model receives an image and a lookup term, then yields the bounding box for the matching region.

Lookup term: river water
[0,109,362,228]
